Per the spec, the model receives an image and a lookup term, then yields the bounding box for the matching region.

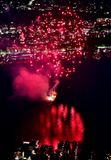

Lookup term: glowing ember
[46,80,59,101]
[46,90,57,102]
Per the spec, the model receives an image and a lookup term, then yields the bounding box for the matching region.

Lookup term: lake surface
[18,103,84,149]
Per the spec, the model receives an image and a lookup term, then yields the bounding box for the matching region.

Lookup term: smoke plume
[13,67,49,100]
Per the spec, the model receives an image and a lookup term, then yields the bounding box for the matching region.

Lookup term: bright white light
[28,0,35,6]
[46,91,57,102]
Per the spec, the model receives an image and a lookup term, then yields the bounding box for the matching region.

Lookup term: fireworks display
[0,2,111,158]
[11,6,86,80]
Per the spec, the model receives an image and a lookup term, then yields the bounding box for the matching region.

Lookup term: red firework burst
[13,6,86,79]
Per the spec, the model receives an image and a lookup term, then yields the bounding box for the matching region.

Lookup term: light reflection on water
[20,104,84,149]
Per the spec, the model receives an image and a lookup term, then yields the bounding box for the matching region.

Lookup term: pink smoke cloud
[13,68,49,100]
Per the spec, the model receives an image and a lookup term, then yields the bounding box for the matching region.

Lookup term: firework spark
[11,7,87,101]
[12,6,86,79]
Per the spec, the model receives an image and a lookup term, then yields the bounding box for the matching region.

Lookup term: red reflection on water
[38,105,84,149]
[21,104,84,149]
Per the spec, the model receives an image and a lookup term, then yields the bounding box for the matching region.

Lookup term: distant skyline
[1,0,111,4]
